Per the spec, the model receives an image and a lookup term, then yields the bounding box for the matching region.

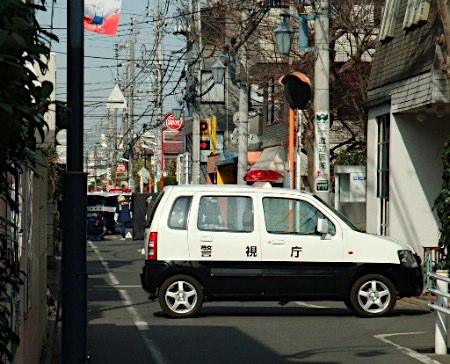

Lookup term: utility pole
[154,4,164,191]
[313,0,330,203]
[127,18,137,192]
[63,1,87,362]
[237,75,249,185]
[190,0,201,184]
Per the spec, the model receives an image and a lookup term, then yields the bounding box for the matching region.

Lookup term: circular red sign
[164,113,183,131]
[116,164,126,173]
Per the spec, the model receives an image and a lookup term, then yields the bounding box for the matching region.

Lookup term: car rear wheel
[158,275,204,318]
[349,274,396,317]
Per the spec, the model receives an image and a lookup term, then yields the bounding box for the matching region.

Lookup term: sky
[37,0,185,147]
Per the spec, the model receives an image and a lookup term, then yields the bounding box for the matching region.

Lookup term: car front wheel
[158,275,204,318]
[349,274,397,317]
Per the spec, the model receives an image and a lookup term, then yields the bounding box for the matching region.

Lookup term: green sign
[316,180,329,191]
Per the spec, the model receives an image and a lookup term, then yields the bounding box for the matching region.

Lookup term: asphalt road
[86,237,450,364]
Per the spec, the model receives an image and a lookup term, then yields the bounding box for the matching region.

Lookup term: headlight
[398,250,419,268]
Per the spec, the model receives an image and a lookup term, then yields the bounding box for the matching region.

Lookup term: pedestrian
[114,195,132,240]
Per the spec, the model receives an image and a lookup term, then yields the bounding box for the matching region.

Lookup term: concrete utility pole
[190,0,201,184]
[313,0,330,203]
[237,77,249,185]
[127,18,137,192]
[155,8,164,191]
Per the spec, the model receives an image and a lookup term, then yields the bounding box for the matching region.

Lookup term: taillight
[147,232,157,260]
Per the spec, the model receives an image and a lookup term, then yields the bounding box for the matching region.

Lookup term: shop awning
[216,152,238,166]
[250,146,286,174]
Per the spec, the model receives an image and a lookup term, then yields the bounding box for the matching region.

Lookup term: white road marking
[374,332,442,364]
[88,241,169,364]
[294,301,327,308]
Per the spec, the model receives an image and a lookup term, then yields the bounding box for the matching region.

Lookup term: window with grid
[377,114,390,235]
[403,0,431,29]
[379,0,400,41]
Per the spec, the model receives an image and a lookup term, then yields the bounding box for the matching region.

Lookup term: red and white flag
[84,0,122,37]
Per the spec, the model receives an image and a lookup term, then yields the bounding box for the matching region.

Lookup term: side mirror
[316,218,329,235]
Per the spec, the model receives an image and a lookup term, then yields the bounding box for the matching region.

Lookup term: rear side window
[168,196,192,230]
[262,197,336,236]
[145,192,164,228]
[197,196,253,232]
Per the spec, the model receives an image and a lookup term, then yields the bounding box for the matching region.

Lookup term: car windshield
[312,195,361,232]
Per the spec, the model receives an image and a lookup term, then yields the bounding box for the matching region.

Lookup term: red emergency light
[243,170,283,183]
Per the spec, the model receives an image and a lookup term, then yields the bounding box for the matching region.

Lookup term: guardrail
[428,270,450,355]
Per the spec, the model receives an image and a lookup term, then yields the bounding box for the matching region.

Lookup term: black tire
[158,275,204,318]
[343,298,355,312]
[349,274,397,317]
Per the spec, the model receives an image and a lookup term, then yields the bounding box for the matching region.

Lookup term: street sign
[164,113,184,131]
[106,84,127,109]
[316,180,329,191]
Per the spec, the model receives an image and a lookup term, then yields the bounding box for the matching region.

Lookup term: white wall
[366,103,390,235]
[390,113,449,254]
[367,105,450,256]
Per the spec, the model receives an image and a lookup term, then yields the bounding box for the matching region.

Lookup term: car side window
[262,197,336,236]
[197,196,253,232]
[168,196,192,230]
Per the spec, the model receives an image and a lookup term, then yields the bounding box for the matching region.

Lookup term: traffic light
[278,71,312,110]
[200,119,210,138]
[200,140,210,150]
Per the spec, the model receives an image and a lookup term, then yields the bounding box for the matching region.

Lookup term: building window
[403,0,431,29]
[377,114,390,235]
[379,0,400,41]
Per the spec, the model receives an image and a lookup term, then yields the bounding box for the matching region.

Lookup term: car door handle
[200,236,213,242]
[269,240,285,246]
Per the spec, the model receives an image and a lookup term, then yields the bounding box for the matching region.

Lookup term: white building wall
[367,103,450,257]
[390,114,448,255]
[366,103,390,235]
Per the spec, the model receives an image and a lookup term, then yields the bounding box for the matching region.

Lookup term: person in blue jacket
[114,195,132,240]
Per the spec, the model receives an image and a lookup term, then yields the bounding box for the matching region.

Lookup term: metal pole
[313,0,330,202]
[435,270,448,354]
[63,1,87,362]
[237,81,248,185]
[296,110,302,190]
[191,113,200,184]
[289,109,295,188]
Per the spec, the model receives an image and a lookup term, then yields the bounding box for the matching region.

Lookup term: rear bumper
[140,261,171,299]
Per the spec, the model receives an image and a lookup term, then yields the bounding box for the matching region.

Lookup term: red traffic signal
[200,140,210,150]
[278,71,312,110]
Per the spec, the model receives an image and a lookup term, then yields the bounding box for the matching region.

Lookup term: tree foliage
[0,0,58,360]
[434,136,450,267]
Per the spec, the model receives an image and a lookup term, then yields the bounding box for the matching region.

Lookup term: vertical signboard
[314,112,330,192]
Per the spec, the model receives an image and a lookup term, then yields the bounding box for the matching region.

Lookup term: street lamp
[274,14,315,55]
[274,17,294,55]
[172,106,183,120]
[211,58,227,84]
[274,5,330,201]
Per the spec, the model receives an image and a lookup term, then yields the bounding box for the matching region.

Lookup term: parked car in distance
[87,189,132,234]
[140,185,423,318]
